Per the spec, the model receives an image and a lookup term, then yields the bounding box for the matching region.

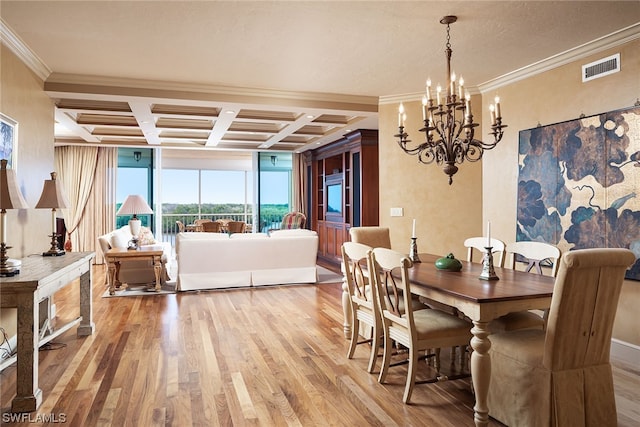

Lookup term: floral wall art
[517,105,640,280]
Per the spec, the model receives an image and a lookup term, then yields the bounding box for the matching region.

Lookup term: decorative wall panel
[517,106,640,280]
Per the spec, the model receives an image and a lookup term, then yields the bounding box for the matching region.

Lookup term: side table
[105,247,164,295]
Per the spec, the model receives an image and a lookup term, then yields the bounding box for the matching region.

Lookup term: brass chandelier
[395,15,506,185]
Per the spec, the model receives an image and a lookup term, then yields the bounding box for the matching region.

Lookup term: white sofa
[98,225,172,285]
[176,229,319,291]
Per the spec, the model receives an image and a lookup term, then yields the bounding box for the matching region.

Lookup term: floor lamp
[0,159,29,276]
[36,171,71,256]
[116,195,153,249]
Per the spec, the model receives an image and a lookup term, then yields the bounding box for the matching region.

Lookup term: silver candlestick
[409,237,421,263]
[479,246,499,280]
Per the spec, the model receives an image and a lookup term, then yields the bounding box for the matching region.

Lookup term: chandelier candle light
[395,15,507,185]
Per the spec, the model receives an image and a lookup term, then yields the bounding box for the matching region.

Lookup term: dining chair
[368,247,472,403]
[490,241,562,332]
[349,226,391,249]
[506,240,562,277]
[487,248,635,427]
[463,236,506,268]
[202,221,222,232]
[342,242,381,373]
[281,212,307,229]
[176,220,186,233]
[226,221,246,234]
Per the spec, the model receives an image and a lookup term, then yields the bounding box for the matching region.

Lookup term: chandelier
[395,15,506,185]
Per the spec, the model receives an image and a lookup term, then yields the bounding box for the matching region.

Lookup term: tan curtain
[55,146,117,264]
[292,153,307,215]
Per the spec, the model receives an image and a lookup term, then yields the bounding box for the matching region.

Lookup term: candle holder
[479,246,499,280]
[409,237,421,263]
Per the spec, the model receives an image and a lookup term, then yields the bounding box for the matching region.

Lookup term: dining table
[406,253,555,427]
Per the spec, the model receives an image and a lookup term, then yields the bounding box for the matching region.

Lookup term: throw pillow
[110,228,130,249]
[137,226,156,246]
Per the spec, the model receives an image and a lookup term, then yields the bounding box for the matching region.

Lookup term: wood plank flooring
[1,263,638,426]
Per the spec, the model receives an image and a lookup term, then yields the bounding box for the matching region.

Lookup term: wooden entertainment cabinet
[304,129,379,263]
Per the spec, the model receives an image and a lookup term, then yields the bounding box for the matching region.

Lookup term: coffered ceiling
[1,1,638,154]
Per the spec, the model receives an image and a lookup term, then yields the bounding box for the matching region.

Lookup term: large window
[258,152,292,232]
[161,168,253,234]
[116,148,153,230]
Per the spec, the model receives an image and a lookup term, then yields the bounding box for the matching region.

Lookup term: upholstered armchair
[349,226,391,249]
[279,212,306,229]
[487,248,636,427]
[98,225,171,286]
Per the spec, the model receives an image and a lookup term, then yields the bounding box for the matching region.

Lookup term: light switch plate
[390,207,404,217]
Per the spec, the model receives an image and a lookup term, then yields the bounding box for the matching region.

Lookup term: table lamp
[35,171,71,256]
[116,195,153,248]
[0,159,29,276]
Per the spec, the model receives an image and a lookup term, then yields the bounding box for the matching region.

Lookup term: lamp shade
[0,159,29,209]
[35,172,70,209]
[116,195,153,217]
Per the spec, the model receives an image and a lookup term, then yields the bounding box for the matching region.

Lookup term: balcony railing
[161,212,286,247]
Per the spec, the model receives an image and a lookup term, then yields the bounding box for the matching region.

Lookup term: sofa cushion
[229,233,269,239]
[111,227,131,249]
[137,226,156,245]
[270,229,317,238]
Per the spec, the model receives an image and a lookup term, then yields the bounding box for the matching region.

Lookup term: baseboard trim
[610,338,640,366]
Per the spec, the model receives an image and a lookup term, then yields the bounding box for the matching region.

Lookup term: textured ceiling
[1,1,639,153]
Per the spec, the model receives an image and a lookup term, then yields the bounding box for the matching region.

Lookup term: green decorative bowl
[435,253,463,272]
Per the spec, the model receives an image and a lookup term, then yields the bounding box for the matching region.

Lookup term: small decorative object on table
[409,237,421,263]
[127,237,139,250]
[435,253,462,271]
[479,247,499,280]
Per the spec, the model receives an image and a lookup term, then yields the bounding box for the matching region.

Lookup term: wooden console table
[105,247,163,295]
[0,251,95,412]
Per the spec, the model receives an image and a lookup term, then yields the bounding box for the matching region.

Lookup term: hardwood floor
[1,263,638,426]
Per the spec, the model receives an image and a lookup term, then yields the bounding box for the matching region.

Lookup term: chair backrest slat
[506,241,561,277]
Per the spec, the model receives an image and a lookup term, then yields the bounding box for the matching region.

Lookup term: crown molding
[478,22,640,94]
[0,18,51,81]
[380,22,640,105]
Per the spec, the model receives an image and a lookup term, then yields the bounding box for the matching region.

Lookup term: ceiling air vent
[582,53,620,82]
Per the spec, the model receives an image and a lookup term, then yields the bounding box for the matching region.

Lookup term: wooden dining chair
[463,236,506,267]
[487,248,635,427]
[368,247,472,403]
[175,220,186,233]
[202,221,221,232]
[342,242,381,373]
[490,241,562,332]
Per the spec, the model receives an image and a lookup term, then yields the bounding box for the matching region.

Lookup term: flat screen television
[327,182,342,215]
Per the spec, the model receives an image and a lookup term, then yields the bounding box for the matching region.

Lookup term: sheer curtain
[292,153,307,215]
[55,146,117,264]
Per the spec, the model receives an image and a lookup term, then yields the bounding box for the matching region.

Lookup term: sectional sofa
[175,229,319,291]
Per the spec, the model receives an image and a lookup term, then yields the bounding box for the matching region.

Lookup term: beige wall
[380,39,640,346]
[0,45,54,336]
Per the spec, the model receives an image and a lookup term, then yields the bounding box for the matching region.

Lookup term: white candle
[494,96,501,118]
[398,103,405,127]
[486,220,491,247]
[422,96,428,121]
[489,104,496,125]
[458,76,464,99]
[436,85,442,106]
[426,78,432,101]
[412,219,416,238]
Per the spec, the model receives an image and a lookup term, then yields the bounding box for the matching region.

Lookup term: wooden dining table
[406,253,555,427]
